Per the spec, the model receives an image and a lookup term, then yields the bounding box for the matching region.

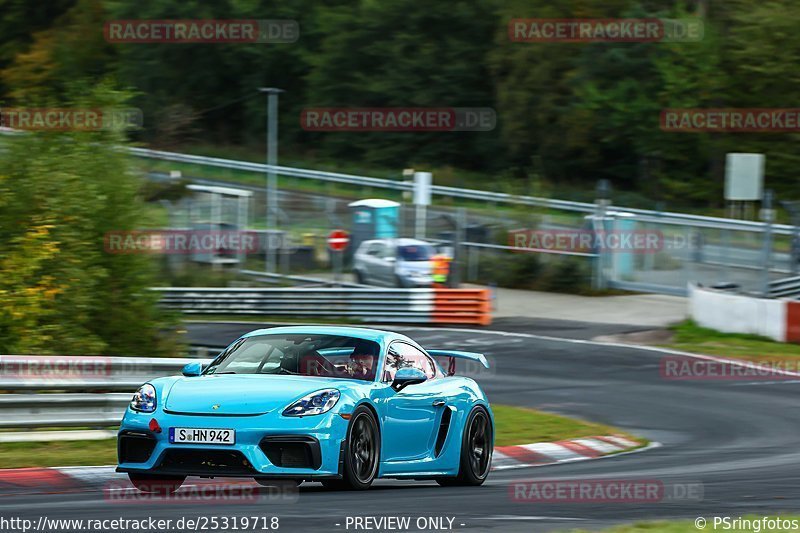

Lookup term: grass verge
[0,405,644,468]
[492,405,644,448]
[662,320,800,363]
[575,517,800,532]
[0,440,119,469]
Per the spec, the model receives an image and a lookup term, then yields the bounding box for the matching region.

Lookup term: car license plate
[169,427,235,445]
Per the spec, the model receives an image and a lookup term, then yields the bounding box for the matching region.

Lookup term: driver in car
[347,354,376,380]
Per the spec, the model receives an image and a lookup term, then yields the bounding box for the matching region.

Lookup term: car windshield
[398,244,434,261]
[204,334,381,381]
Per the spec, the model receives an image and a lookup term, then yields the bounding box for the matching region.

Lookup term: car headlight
[283,389,340,417]
[130,384,157,413]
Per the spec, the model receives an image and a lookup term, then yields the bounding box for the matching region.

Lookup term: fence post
[467,245,479,282]
[592,180,611,290]
[447,208,466,288]
[684,225,694,288]
[781,200,800,276]
[761,189,775,296]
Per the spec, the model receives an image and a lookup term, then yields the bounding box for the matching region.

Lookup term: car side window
[379,243,395,260]
[368,242,384,256]
[383,342,437,382]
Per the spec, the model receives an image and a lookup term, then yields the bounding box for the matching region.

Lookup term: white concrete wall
[689,284,786,342]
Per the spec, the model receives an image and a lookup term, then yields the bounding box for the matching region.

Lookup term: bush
[0,84,180,356]
[475,251,591,293]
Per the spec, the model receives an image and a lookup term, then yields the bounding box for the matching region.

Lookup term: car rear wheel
[128,473,185,494]
[436,406,492,487]
[324,405,380,490]
[355,270,367,285]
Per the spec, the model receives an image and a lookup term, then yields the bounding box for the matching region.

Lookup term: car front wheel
[324,405,380,490]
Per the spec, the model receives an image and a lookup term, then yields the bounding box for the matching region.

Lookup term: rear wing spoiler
[427,349,489,376]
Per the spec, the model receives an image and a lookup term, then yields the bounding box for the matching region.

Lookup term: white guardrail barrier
[689,284,800,342]
[0,356,209,429]
[153,287,492,326]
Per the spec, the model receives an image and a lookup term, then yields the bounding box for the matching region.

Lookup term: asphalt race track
[3,321,800,532]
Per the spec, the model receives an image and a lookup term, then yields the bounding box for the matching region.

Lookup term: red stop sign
[327,229,350,252]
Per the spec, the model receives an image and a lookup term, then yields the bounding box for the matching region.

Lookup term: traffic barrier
[0,356,198,392]
[432,288,491,326]
[768,275,800,299]
[0,356,211,430]
[689,284,800,342]
[154,287,492,326]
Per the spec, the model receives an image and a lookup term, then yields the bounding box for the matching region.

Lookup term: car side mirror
[392,367,427,391]
[182,362,204,377]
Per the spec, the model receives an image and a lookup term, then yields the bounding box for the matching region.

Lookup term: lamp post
[258,87,284,273]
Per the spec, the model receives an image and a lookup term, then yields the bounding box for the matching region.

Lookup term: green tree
[567,3,724,203]
[303,0,500,170]
[712,0,800,200]
[0,83,178,355]
[489,0,631,180]
[1,0,114,102]
[0,0,76,97]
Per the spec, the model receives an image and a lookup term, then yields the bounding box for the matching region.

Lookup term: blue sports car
[117,326,494,492]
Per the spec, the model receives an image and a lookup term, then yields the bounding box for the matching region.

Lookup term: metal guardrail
[607,279,690,297]
[131,147,795,235]
[154,287,492,325]
[0,356,211,430]
[0,393,130,428]
[0,356,198,392]
[768,276,800,299]
[238,269,368,288]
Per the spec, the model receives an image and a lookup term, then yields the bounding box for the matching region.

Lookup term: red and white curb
[492,435,645,471]
[0,435,647,495]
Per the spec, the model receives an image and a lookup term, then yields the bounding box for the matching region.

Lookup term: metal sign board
[413,172,432,206]
[725,153,765,201]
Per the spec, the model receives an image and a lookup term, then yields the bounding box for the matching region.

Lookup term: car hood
[163,374,348,416]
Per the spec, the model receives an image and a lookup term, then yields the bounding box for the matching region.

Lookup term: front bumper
[117,408,348,479]
[397,274,433,288]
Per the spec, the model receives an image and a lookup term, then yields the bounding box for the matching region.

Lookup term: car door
[358,241,384,285]
[375,241,398,286]
[380,342,446,463]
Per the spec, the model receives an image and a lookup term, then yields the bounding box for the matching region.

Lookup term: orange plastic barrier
[432,288,492,326]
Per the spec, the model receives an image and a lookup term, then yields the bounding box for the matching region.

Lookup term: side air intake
[434,406,454,457]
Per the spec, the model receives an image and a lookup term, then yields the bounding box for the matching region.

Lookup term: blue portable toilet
[585,211,637,280]
[610,212,636,279]
[348,199,401,258]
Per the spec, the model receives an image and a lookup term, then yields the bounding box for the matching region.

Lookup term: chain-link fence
[156,167,793,297]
